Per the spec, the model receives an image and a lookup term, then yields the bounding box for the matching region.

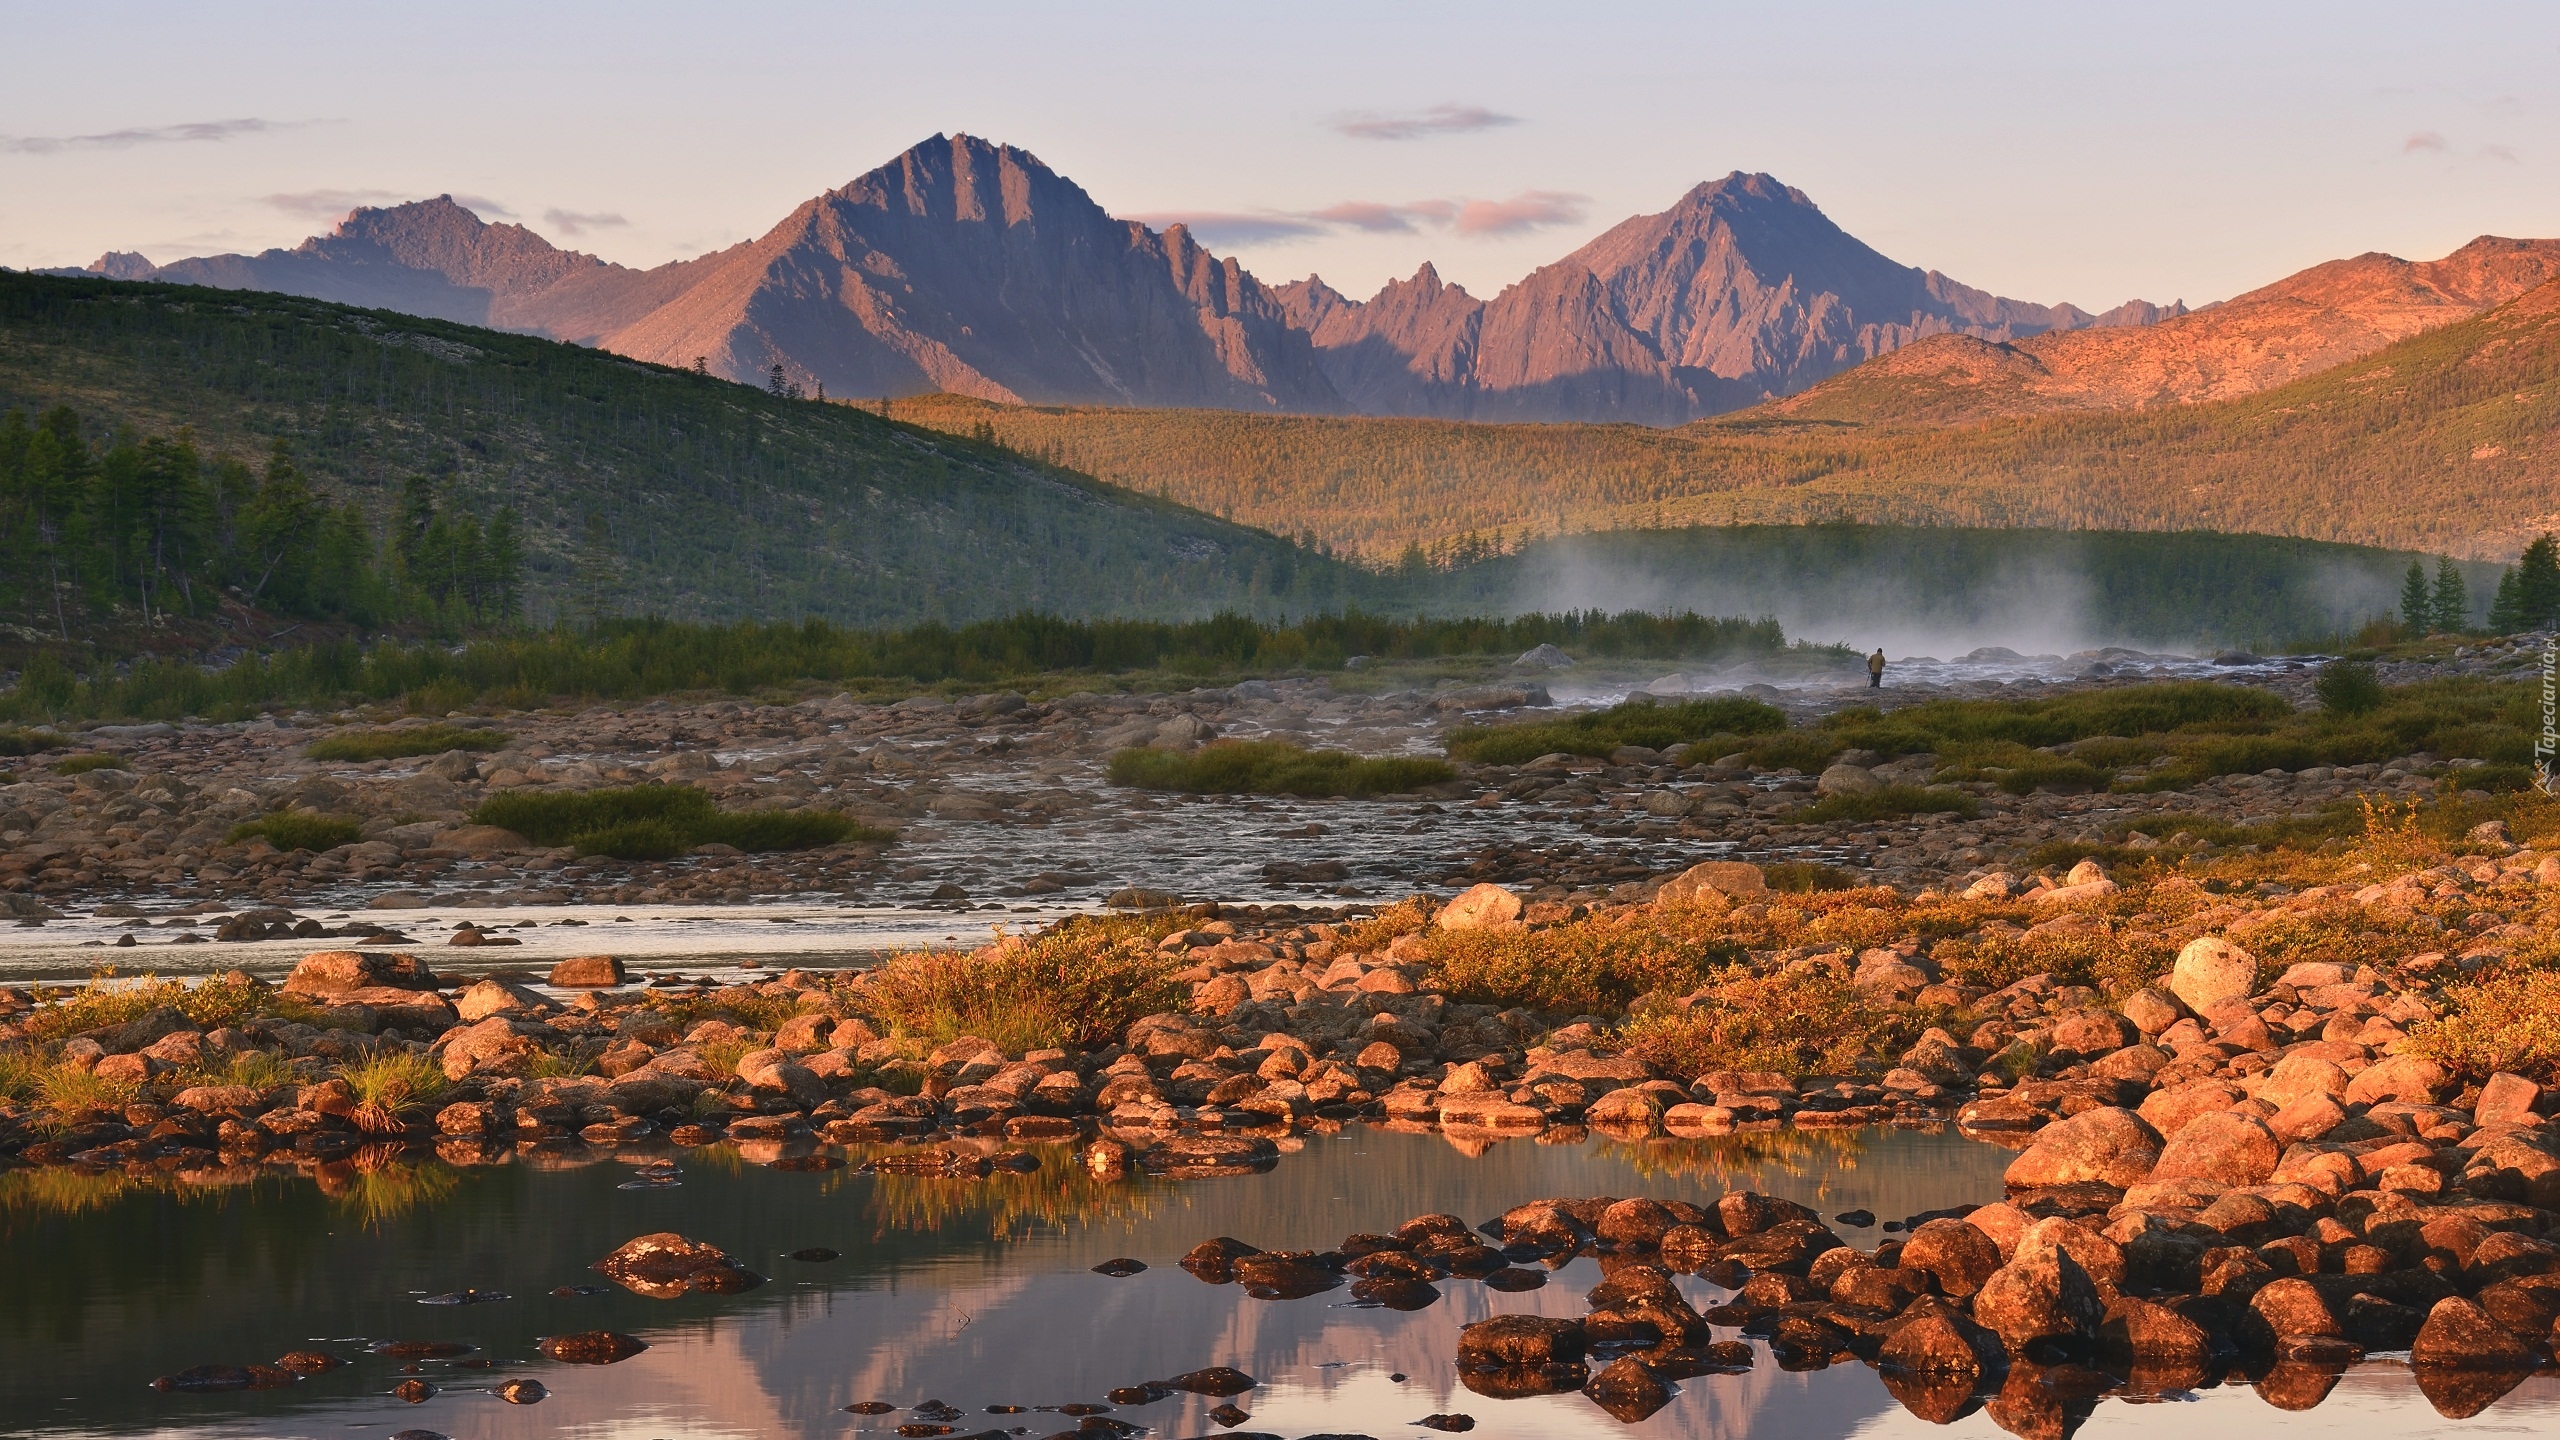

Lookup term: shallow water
[3,1123,2549,1440]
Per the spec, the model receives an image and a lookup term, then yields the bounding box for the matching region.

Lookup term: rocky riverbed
[0,638,2528,932]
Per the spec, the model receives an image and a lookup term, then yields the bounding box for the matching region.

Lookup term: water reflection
[0,1125,2551,1440]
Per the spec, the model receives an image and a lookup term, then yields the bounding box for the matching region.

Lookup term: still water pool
[1,1124,2550,1440]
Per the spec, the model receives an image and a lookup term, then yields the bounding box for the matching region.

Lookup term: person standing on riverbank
[1868,649,1886,688]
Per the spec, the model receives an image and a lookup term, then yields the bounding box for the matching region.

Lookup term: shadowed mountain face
[61,143,2160,424]
[1767,234,2560,424]
[600,135,1345,410]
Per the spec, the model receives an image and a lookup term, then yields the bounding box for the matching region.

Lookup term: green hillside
[883,278,2560,563]
[0,272,1365,632]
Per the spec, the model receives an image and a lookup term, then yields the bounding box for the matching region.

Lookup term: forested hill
[881,275,2560,563]
[0,272,1365,631]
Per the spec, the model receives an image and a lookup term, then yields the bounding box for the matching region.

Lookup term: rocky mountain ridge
[49,140,2162,423]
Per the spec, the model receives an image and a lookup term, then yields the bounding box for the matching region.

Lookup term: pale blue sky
[2,1,2554,310]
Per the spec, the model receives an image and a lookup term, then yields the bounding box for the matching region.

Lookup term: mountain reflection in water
[1,1123,2552,1440]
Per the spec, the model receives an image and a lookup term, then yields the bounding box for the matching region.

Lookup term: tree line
[0,406,522,636]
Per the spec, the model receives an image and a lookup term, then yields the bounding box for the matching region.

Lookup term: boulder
[2347,1055,2451,1106]
[2014,1216,2127,1295]
[2243,1278,2343,1349]
[2411,1296,2539,1370]
[280,950,438,997]
[1436,883,1524,933]
[2097,1296,2213,1368]
[2119,987,2184,1036]
[445,824,533,857]
[1974,1245,2104,1353]
[1582,1356,1673,1422]
[2002,1107,2163,1189]
[455,977,547,1022]
[549,954,628,988]
[2152,1111,2281,1187]
[433,1016,544,1080]
[1880,1296,2009,1377]
[1816,764,1879,797]
[592,1233,763,1299]
[2168,937,2257,1013]
[535,1332,649,1364]
[1657,861,1766,903]
[1458,1315,1587,1369]
[1899,1218,2004,1299]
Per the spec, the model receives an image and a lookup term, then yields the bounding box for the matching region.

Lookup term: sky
[2,1,2556,310]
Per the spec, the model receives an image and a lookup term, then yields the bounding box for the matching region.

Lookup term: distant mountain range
[43,135,2175,424]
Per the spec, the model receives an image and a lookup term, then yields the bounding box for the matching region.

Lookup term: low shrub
[52,753,128,775]
[1445,696,1788,765]
[471,784,875,857]
[1413,904,1747,1015]
[698,809,891,851]
[1761,862,1865,895]
[1108,741,1454,797]
[1622,966,1921,1079]
[0,727,65,756]
[0,1050,43,1104]
[1792,785,1980,824]
[307,724,509,761]
[1929,924,2173,995]
[855,914,1188,1050]
[571,819,691,861]
[2315,660,2386,717]
[228,811,363,852]
[2406,968,2560,1083]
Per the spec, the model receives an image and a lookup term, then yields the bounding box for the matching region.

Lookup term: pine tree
[2430,557,2469,635]
[2400,560,2431,631]
[767,363,789,397]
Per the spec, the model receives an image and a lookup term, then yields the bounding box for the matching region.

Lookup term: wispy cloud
[543,207,628,237]
[1308,200,1458,234]
[1127,210,1332,246]
[1334,104,1518,142]
[2403,130,2449,153]
[2481,144,2520,163]
[1137,189,1587,249]
[2,117,314,155]
[1453,190,1588,236]
[262,188,408,220]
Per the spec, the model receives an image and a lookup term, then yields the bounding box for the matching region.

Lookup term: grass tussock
[1623,967,1924,1079]
[37,1064,140,1118]
[336,1052,452,1132]
[226,810,363,852]
[470,784,886,859]
[306,724,508,761]
[1446,696,1788,766]
[19,973,269,1042]
[852,914,1188,1051]
[52,753,128,775]
[2406,968,2560,1084]
[1108,740,1453,797]
[1413,902,1748,1015]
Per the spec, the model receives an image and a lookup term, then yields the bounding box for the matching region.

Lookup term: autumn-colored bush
[1929,924,2174,995]
[1623,966,1921,1079]
[18,973,268,1042]
[1414,903,1745,1015]
[854,913,1187,1051]
[2406,968,2560,1083]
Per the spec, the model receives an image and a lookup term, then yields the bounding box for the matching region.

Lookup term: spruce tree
[2517,534,2560,631]
[2489,567,2524,634]
[2400,561,2431,631]
[2430,557,2469,635]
